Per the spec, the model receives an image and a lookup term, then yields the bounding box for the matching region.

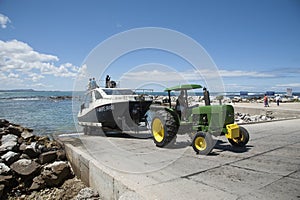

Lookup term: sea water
[0,91,79,135]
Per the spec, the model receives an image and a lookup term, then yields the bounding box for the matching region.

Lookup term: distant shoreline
[0,89,36,92]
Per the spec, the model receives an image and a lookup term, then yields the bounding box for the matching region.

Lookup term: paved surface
[60,117,300,200]
[233,102,300,112]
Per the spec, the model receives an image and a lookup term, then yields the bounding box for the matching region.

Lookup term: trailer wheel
[192,132,214,155]
[151,110,178,147]
[228,126,249,147]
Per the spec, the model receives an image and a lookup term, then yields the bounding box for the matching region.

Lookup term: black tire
[151,110,178,147]
[192,132,214,155]
[228,126,249,147]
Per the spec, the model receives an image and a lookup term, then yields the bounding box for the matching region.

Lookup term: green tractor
[150,84,249,155]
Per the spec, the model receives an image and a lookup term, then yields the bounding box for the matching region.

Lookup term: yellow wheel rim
[194,136,206,151]
[152,118,164,142]
[233,131,244,143]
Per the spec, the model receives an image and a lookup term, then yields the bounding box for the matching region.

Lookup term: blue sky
[0,0,299,92]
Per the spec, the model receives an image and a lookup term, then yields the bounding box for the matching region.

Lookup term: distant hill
[0,89,36,92]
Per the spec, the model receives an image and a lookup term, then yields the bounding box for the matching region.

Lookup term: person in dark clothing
[105,75,111,88]
[176,90,187,120]
[203,87,211,106]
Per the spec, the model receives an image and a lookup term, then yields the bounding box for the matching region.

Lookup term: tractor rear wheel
[151,110,178,147]
[192,132,214,155]
[228,126,249,147]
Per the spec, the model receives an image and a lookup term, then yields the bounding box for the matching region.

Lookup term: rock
[21,129,34,140]
[0,134,18,153]
[1,151,20,165]
[24,142,40,158]
[0,175,13,186]
[10,159,40,176]
[38,151,57,164]
[0,119,9,128]
[42,161,71,187]
[0,184,4,198]
[7,125,23,136]
[261,115,267,121]
[19,143,27,151]
[46,140,61,150]
[0,128,9,137]
[0,163,11,175]
[74,187,99,200]
[56,150,66,161]
[19,154,31,160]
[17,137,24,144]
[30,175,45,191]
[36,136,50,144]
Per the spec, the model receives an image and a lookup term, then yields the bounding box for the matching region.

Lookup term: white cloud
[27,73,45,82]
[121,68,275,83]
[0,13,11,29]
[219,69,275,78]
[276,83,300,87]
[0,39,86,89]
[7,72,19,78]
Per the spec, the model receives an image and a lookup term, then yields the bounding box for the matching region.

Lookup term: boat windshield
[103,89,135,95]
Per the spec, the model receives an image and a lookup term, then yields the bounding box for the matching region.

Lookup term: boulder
[0,175,13,186]
[19,154,31,160]
[7,125,23,136]
[24,142,40,158]
[29,175,45,191]
[0,119,9,128]
[10,159,40,176]
[46,140,61,150]
[56,150,66,161]
[1,151,20,165]
[0,184,4,199]
[0,128,9,136]
[38,151,57,164]
[19,143,27,151]
[21,129,34,140]
[74,188,99,200]
[0,134,18,153]
[0,163,11,175]
[42,161,71,187]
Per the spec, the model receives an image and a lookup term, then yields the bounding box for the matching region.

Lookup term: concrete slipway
[58,105,300,200]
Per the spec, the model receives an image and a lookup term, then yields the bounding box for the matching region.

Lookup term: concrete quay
[59,104,300,200]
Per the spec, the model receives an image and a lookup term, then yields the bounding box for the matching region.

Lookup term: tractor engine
[191,105,235,133]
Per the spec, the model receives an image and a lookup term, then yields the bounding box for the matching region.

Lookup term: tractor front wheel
[151,110,178,147]
[192,132,214,155]
[228,126,249,147]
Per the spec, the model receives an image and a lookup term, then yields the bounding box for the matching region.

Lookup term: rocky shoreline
[0,119,100,200]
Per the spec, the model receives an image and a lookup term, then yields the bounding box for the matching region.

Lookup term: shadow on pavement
[212,140,253,154]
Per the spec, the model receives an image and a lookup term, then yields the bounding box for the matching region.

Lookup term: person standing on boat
[91,78,99,89]
[88,78,92,90]
[106,75,111,88]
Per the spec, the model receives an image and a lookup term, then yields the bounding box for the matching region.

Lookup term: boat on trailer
[78,87,153,134]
